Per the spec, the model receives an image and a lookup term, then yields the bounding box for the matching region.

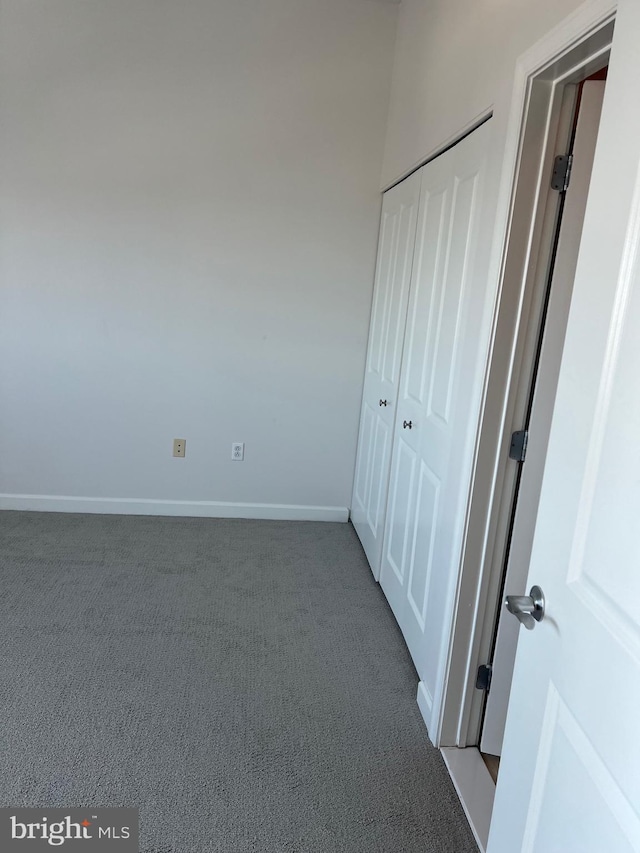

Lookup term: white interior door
[351,173,420,578]
[379,120,493,730]
[481,80,606,757]
[488,7,640,850]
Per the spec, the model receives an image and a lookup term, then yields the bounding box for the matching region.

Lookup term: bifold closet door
[379,121,493,725]
[351,173,420,578]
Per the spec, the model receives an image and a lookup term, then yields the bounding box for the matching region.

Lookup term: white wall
[382,0,587,187]
[0,0,398,519]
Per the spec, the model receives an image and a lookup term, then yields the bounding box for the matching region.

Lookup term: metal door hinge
[476,663,493,692]
[509,429,529,463]
[551,154,573,192]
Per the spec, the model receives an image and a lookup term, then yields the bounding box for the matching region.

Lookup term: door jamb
[436,0,616,749]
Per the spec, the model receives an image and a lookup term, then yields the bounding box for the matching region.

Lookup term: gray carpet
[0,511,477,852]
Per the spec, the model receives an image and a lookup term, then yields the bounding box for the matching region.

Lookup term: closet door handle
[379,399,389,407]
[403,420,413,430]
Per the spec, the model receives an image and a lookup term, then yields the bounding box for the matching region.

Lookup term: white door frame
[481,76,607,757]
[436,0,617,752]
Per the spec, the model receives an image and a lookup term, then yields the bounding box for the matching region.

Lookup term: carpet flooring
[0,511,477,852]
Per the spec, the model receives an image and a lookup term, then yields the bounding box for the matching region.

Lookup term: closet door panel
[351,172,420,578]
[380,121,493,725]
[418,155,486,702]
[430,171,479,421]
[380,154,451,630]
[407,461,440,628]
[377,434,417,618]
[404,186,449,407]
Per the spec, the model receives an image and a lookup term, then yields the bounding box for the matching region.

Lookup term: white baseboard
[0,494,349,523]
[416,680,435,742]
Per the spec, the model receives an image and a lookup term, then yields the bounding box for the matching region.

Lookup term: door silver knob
[505,585,545,630]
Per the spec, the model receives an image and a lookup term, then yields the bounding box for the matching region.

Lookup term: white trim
[514,0,615,77]
[441,747,496,853]
[382,108,493,192]
[0,493,349,522]
[416,680,434,742]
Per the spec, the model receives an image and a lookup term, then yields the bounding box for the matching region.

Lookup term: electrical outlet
[231,442,244,461]
[173,438,186,458]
